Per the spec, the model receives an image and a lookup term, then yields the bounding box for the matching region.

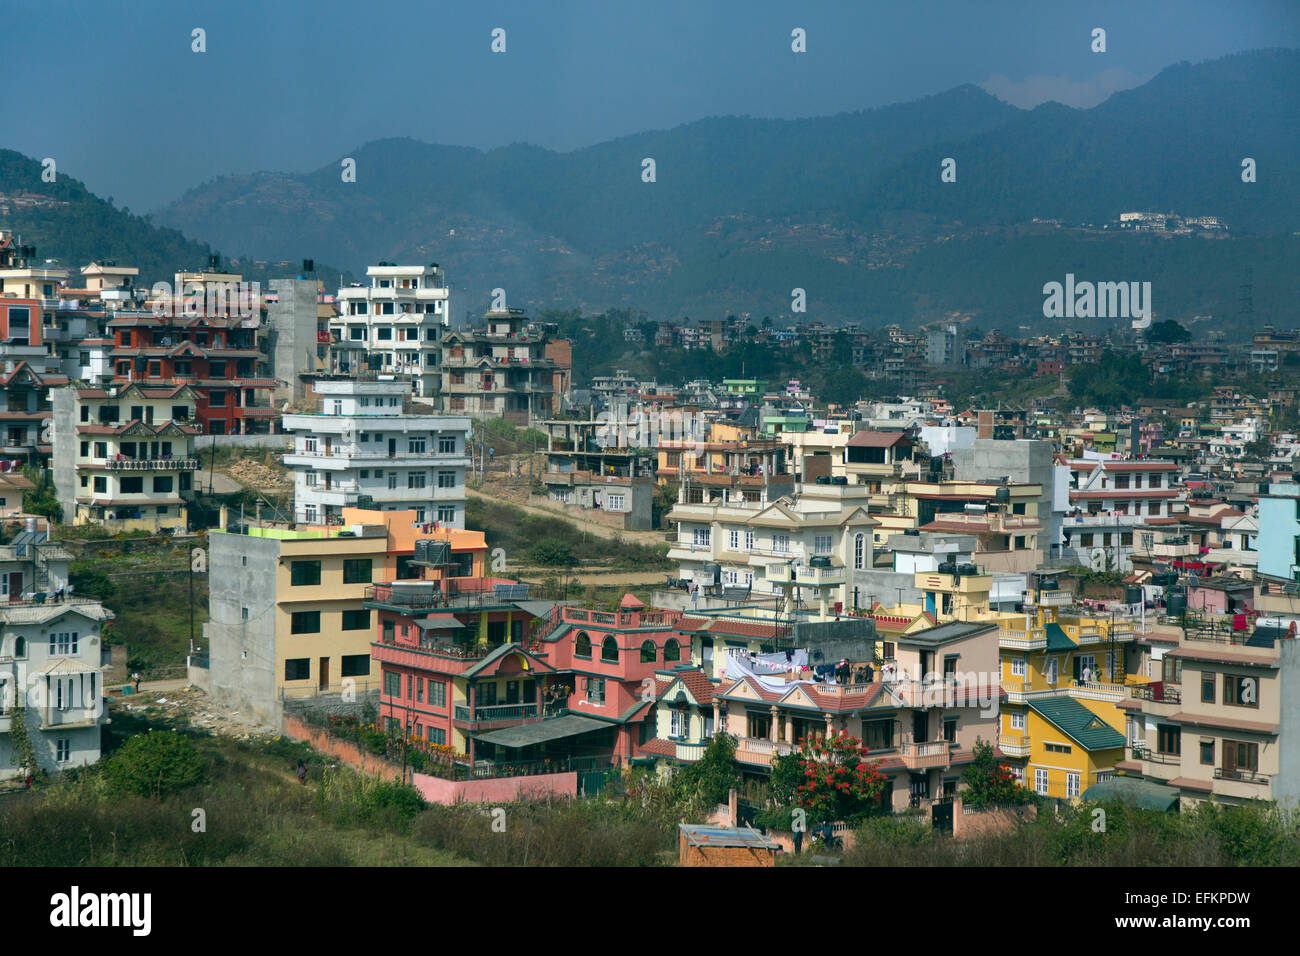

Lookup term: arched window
[664,638,681,662]
[601,636,619,662]
[574,632,591,659]
[13,636,25,658]
[640,640,657,663]
[854,533,865,570]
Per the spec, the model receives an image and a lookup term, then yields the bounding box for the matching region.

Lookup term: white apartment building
[1059,459,1179,571]
[666,482,878,613]
[331,264,449,400]
[0,597,114,780]
[282,380,470,527]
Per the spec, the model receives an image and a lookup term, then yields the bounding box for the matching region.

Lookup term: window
[1224,740,1259,775]
[120,476,143,494]
[813,534,833,555]
[290,611,321,634]
[943,718,957,744]
[607,494,625,510]
[1010,658,1026,677]
[153,475,174,494]
[383,671,401,697]
[663,638,681,662]
[341,609,371,631]
[1044,659,1058,683]
[1200,740,1215,765]
[437,506,456,524]
[284,658,311,681]
[671,708,688,738]
[1066,773,1080,799]
[56,738,71,763]
[49,631,80,655]
[1034,768,1049,795]
[408,437,427,454]
[601,636,619,662]
[1223,674,1258,708]
[1202,675,1216,703]
[342,558,372,584]
[340,655,370,678]
[1010,712,1026,731]
[729,530,740,550]
[408,472,427,489]
[640,640,657,663]
[290,560,321,586]
[209,390,227,407]
[1045,742,1072,754]
[574,632,592,659]
[772,534,789,553]
[423,680,445,707]
[861,718,893,751]
[744,530,754,550]
[586,677,606,705]
[438,471,456,488]
[438,435,456,454]
[1157,724,1181,756]
[854,533,865,569]
[428,726,446,745]
[693,528,710,547]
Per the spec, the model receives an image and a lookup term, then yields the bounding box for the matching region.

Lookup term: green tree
[21,467,61,523]
[103,729,207,799]
[673,732,740,812]
[960,737,1034,808]
[1144,319,1191,344]
[530,540,576,568]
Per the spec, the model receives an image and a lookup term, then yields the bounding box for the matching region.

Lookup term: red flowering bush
[961,737,1035,808]
[794,732,888,825]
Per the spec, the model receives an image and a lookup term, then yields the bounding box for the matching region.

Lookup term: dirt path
[466,487,668,547]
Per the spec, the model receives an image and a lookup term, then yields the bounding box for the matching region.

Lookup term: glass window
[342,558,372,584]
[284,658,311,681]
[341,609,370,631]
[601,636,618,662]
[340,654,370,677]
[574,632,591,658]
[664,638,681,662]
[640,640,657,663]
[291,560,322,586]
[290,611,321,634]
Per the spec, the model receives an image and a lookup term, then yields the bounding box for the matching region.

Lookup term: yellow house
[997,574,1137,799]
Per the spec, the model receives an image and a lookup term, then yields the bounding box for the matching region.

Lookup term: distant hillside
[118,50,1300,326]
[0,150,347,290]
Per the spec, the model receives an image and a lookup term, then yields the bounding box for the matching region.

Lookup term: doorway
[319,657,330,691]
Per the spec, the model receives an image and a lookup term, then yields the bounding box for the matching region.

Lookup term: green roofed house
[1021,693,1127,802]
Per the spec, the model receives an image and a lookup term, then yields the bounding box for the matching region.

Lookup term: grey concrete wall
[210,434,291,449]
[848,570,924,610]
[1276,640,1300,806]
[207,531,281,728]
[51,387,77,520]
[268,278,319,405]
[951,439,1058,550]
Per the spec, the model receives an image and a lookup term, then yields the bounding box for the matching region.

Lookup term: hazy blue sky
[3,0,1297,211]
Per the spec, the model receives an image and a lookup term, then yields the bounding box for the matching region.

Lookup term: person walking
[296,759,307,785]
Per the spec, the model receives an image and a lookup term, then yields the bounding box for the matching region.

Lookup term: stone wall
[412,770,578,805]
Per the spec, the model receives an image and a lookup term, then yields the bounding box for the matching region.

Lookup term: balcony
[673,740,708,762]
[734,736,794,767]
[997,733,1031,757]
[1026,589,1073,607]
[900,739,952,771]
[1213,767,1270,786]
[453,702,539,726]
[999,627,1047,651]
[765,562,846,588]
[1131,743,1181,766]
[103,457,199,471]
[1129,682,1181,704]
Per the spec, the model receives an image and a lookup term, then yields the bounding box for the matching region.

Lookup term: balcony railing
[734,736,794,766]
[453,702,539,723]
[102,456,199,471]
[1129,682,1181,704]
[997,733,1031,756]
[1131,744,1181,765]
[1214,767,1270,785]
[900,739,952,770]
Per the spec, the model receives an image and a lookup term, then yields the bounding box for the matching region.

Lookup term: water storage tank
[995,486,1011,504]
[831,476,848,485]
[1168,589,1187,616]
[1125,585,1143,605]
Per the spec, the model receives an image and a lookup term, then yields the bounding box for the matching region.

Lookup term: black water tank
[815,475,831,484]
[1125,585,1143,605]
[831,476,848,485]
[1168,590,1187,616]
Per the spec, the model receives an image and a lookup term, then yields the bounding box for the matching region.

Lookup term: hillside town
[0,230,1296,852]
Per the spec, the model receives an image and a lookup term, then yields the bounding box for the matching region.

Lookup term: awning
[1082,777,1179,811]
[414,614,465,631]
[474,714,608,749]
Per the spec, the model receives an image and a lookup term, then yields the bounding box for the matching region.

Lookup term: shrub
[103,729,207,799]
